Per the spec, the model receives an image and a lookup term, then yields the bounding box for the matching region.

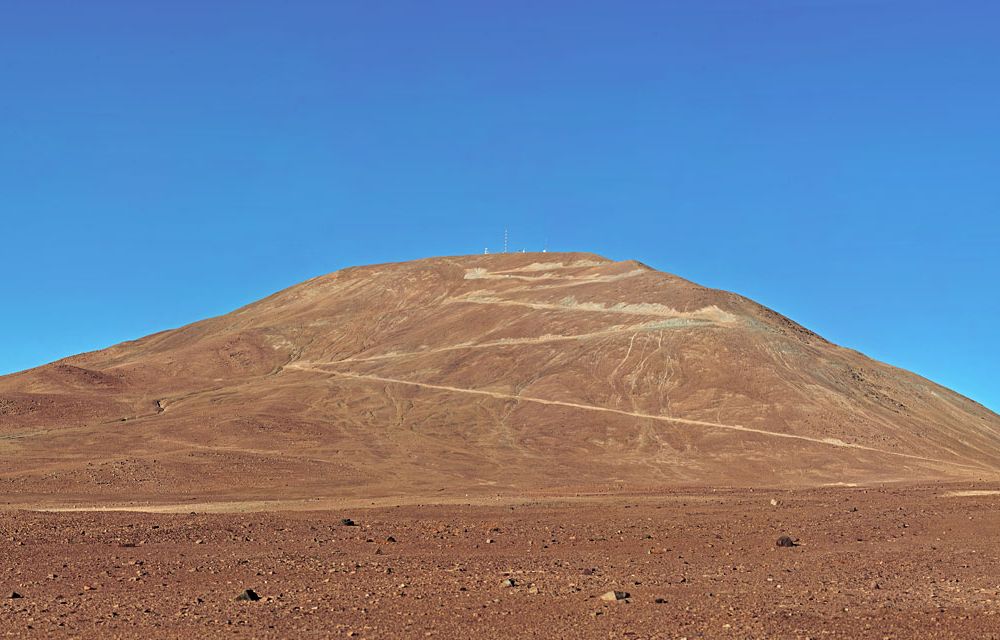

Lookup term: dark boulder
[236,589,261,602]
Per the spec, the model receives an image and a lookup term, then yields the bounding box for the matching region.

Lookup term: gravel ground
[3,485,1000,639]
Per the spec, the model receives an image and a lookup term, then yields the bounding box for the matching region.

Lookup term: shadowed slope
[1,252,998,506]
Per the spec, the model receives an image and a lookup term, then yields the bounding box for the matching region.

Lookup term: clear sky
[1,1,997,411]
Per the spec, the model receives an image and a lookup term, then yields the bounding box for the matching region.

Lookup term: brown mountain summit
[2,252,998,507]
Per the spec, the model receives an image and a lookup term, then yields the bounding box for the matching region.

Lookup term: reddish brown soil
[3,486,1000,639]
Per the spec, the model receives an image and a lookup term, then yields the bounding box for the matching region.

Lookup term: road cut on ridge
[285,363,988,473]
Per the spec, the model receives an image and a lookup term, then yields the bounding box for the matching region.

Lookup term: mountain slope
[2,252,998,505]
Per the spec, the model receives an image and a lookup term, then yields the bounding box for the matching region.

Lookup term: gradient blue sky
[1,1,997,411]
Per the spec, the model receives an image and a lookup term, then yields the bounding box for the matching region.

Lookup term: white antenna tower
[503,227,508,254]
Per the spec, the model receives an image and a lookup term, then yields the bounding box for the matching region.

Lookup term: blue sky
[1,1,997,411]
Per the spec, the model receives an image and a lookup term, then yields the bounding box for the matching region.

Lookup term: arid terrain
[2,252,999,637]
[4,487,1000,638]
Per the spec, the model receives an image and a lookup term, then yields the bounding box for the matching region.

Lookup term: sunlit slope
[2,253,998,504]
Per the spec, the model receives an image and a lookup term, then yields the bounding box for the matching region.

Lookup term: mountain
[2,253,998,505]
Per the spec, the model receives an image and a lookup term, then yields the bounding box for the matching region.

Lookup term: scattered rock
[386,536,397,543]
[776,536,798,548]
[340,518,356,527]
[600,590,630,602]
[9,592,23,599]
[500,578,516,588]
[581,568,595,576]
[235,589,261,602]
[654,597,666,604]
[769,498,780,506]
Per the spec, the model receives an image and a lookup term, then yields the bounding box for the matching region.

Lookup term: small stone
[500,578,516,588]
[776,536,798,548]
[600,590,630,602]
[486,538,494,544]
[654,597,666,604]
[386,536,397,543]
[769,498,779,506]
[235,589,261,602]
[9,592,23,599]
[340,518,356,527]
[527,585,539,594]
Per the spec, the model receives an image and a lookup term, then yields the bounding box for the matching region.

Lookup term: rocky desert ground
[4,486,1000,638]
